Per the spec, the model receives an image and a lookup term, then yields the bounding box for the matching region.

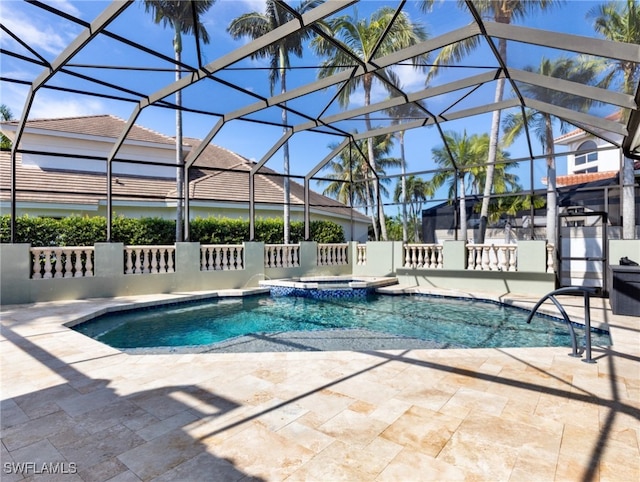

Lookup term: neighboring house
[0,115,370,241]
[553,111,637,188]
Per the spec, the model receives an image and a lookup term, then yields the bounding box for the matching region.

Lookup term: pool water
[72,294,611,351]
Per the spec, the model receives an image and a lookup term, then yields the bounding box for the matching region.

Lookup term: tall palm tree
[312,7,428,241]
[588,0,640,239]
[1,104,13,150]
[501,56,605,244]
[144,0,214,242]
[228,0,322,244]
[393,175,433,241]
[386,100,427,242]
[319,134,401,232]
[431,131,513,242]
[425,0,559,242]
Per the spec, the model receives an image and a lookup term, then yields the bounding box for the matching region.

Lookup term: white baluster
[498,246,507,271]
[467,245,475,270]
[509,247,517,271]
[430,247,437,269]
[84,249,94,277]
[150,248,158,273]
[32,250,42,279]
[417,246,424,268]
[222,247,229,270]
[71,249,82,277]
[201,247,207,270]
[43,250,53,279]
[125,249,133,274]
[134,249,143,274]
[482,246,491,271]
[546,244,555,273]
[404,245,411,268]
[475,247,483,270]
[487,245,497,271]
[52,248,62,278]
[64,249,74,278]
[437,246,444,269]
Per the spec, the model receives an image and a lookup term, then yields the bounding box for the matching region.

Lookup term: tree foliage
[0,215,345,245]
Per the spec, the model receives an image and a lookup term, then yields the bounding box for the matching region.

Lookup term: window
[575,140,597,166]
[575,166,598,174]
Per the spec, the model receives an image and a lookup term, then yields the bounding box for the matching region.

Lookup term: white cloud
[30,95,105,119]
[0,9,71,56]
[392,64,427,91]
[47,0,81,17]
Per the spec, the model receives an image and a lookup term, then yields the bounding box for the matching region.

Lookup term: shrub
[0,215,345,245]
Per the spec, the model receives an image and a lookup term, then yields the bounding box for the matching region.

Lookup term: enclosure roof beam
[485,22,640,63]
[510,69,637,110]
[295,70,502,132]
[524,97,628,137]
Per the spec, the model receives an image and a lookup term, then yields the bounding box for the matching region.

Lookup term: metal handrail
[526,286,598,364]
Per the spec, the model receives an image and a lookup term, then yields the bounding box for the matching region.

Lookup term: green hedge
[0,215,345,246]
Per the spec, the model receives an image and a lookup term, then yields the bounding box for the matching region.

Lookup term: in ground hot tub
[259,276,398,298]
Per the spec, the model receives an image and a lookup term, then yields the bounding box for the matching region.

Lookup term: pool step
[375,284,418,295]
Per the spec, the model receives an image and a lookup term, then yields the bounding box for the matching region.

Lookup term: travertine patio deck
[1,290,638,481]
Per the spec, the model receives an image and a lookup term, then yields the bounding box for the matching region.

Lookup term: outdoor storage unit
[609,265,640,316]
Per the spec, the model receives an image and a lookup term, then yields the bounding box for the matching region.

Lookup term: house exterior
[553,112,634,188]
[0,115,370,241]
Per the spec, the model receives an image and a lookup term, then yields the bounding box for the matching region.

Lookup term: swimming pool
[71,294,611,353]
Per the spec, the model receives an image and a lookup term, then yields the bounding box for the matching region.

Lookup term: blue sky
[0,0,621,209]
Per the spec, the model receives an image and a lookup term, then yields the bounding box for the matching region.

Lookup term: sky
[0,0,626,211]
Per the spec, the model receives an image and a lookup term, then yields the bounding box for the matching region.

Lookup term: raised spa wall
[4,239,638,306]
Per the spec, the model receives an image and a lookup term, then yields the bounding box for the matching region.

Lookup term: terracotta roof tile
[554,170,618,187]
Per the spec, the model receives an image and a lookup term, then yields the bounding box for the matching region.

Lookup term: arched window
[575,140,598,166]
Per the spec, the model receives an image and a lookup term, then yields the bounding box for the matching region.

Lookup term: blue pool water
[72,294,611,351]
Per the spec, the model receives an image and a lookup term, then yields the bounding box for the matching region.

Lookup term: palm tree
[588,0,640,239]
[144,0,214,242]
[501,56,605,244]
[312,7,428,241]
[425,0,559,243]
[393,175,433,242]
[228,0,322,244]
[386,100,427,243]
[319,134,401,232]
[431,131,513,242]
[1,104,13,150]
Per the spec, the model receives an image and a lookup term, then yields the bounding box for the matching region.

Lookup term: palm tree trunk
[174,25,184,243]
[459,175,467,243]
[399,131,408,243]
[479,38,507,243]
[280,50,290,244]
[544,114,557,244]
[364,74,387,240]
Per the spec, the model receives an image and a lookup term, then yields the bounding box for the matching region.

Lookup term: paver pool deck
[1,288,638,481]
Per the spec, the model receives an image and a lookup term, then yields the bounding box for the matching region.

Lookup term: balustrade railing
[201,244,244,271]
[30,247,94,279]
[467,244,517,271]
[317,243,349,266]
[265,244,300,268]
[124,245,175,275]
[404,244,443,269]
[356,244,367,266]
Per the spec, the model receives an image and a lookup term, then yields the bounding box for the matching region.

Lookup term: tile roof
[0,115,368,221]
[553,170,618,187]
[1,115,175,145]
[1,153,368,222]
